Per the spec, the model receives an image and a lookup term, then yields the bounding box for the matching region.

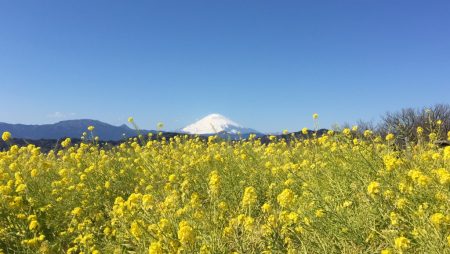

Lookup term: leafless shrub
[377,104,450,144]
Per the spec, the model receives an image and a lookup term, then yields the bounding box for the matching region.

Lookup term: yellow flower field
[0,127,449,253]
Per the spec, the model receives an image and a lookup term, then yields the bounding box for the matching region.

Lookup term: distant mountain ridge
[0,115,327,142]
[0,119,155,141]
[0,118,330,152]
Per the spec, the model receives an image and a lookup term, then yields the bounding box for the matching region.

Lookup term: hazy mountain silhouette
[0,119,154,141]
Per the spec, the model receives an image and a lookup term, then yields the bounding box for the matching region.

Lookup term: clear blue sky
[1,0,449,133]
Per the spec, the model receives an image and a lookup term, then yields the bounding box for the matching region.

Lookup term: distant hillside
[0,118,331,149]
[0,119,155,141]
[0,129,331,153]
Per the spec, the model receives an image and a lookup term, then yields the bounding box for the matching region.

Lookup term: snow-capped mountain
[181,114,262,137]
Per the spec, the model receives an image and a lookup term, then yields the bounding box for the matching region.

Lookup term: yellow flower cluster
[241,186,258,208]
[2,131,11,142]
[177,220,195,245]
[367,181,380,196]
[0,127,449,253]
[61,138,71,148]
[277,188,295,208]
[208,170,220,197]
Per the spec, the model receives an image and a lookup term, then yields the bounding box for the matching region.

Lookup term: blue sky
[1,0,449,132]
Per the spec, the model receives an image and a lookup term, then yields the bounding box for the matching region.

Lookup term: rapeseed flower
[178,221,195,245]
[394,236,410,251]
[367,181,380,196]
[148,242,163,254]
[61,138,71,148]
[242,186,258,208]
[343,128,351,136]
[302,127,308,135]
[208,171,220,196]
[2,131,11,141]
[385,133,395,141]
[277,189,295,208]
[416,126,423,135]
[29,220,39,231]
[430,213,446,226]
[71,207,82,217]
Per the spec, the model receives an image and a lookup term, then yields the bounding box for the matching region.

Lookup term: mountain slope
[181,113,262,137]
[0,119,154,141]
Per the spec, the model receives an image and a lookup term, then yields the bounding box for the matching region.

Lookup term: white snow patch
[182,113,256,135]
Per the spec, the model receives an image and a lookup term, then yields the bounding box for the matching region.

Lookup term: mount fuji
[181,113,263,138]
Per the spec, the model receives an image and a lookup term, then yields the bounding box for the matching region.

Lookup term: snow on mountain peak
[182,113,258,135]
